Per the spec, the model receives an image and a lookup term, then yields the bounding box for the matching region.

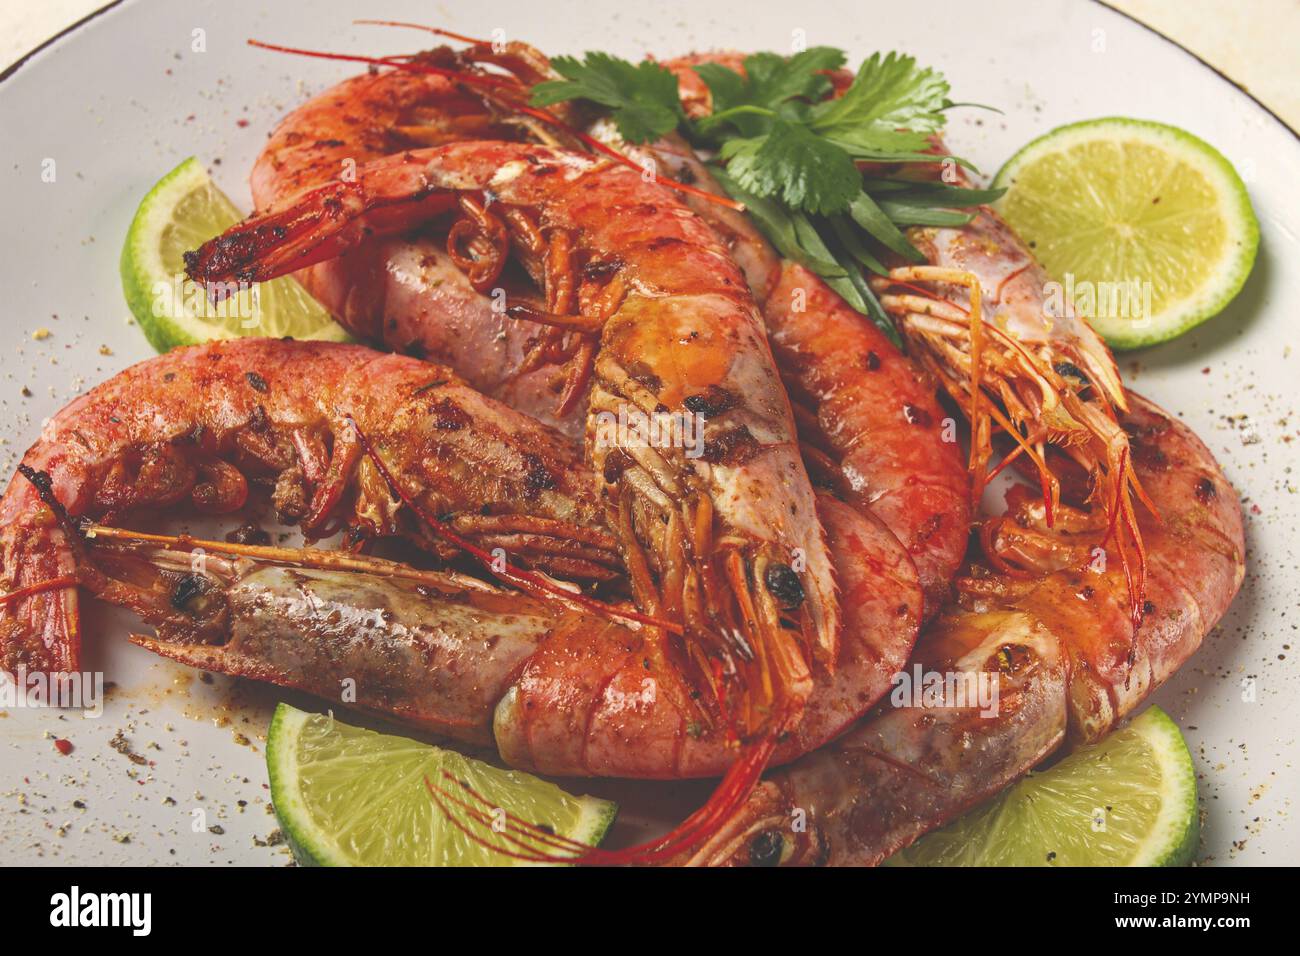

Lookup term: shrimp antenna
[0,575,77,607]
[352,20,491,46]
[80,525,499,594]
[17,465,84,539]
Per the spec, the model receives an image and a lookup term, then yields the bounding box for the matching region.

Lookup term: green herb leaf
[848,191,925,262]
[862,178,1005,206]
[741,48,845,108]
[531,52,683,144]
[818,225,902,347]
[875,201,976,227]
[525,44,993,346]
[691,63,748,120]
[693,48,845,139]
[713,168,900,346]
[710,166,845,276]
[828,215,888,275]
[809,52,950,156]
[721,119,862,215]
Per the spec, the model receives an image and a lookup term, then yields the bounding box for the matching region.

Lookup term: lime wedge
[120,157,349,351]
[886,707,1199,866]
[266,704,617,867]
[993,117,1258,350]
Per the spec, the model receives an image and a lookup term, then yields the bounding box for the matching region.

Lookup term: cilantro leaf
[525,44,992,324]
[721,119,862,215]
[693,47,845,138]
[742,48,845,106]
[809,52,950,156]
[530,52,682,144]
[691,62,746,113]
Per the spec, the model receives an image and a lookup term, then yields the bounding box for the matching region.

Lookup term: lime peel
[993,117,1258,350]
[266,703,616,867]
[121,157,349,351]
[887,706,1199,867]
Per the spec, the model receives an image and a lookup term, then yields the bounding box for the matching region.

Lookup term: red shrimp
[685,393,1244,865]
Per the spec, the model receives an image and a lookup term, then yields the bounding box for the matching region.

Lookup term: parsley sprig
[530,47,1002,342]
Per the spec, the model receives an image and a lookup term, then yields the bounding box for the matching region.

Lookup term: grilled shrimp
[0,339,911,771]
[108,489,917,867]
[246,65,583,436]
[187,140,843,747]
[662,52,1145,622]
[0,339,618,675]
[860,143,1154,632]
[642,115,969,614]
[110,492,915,778]
[0,340,920,868]
[233,40,970,620]
[686,393,1244,865]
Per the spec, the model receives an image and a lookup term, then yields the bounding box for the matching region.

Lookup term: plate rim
[0,0,128,84]
[1094,0,1299,140]
[2,0,1298,146]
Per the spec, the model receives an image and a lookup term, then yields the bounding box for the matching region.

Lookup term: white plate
[1,0,1296,866]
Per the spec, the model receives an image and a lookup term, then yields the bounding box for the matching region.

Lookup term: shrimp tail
[183,170,455,285]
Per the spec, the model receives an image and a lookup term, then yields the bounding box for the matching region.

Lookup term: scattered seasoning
[108,729,148,766]
[53,738,73,756]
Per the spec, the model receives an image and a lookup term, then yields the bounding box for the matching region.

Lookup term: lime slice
[266,703,617,867]
[887,707,1199,866]
[993,117,1258,350]
[120,157,350,351]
